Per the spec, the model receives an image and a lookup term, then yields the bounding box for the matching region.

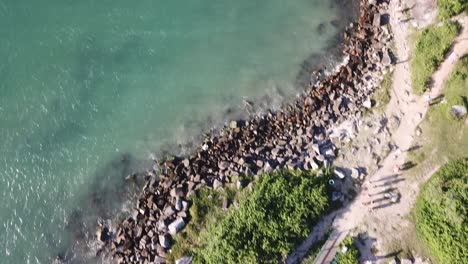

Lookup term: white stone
[168,218,185,235]
[334,169,346,179]
[176,256,193,264]
[363,98,372,109]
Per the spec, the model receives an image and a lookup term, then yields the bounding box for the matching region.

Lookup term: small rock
[218,161,229,170]
[351,168,360,179]
[236,180,243,189]
[271,148,280,156]
[229,120,237,129]
[175,199,183,211]
[363,98,372,109]
[316,155,325,162]
[309,160,320,170]
[256,160,264,168]
[154,255,166,264]
[181,201,189,211]
[311,143,320,154]
[213,179,222,190]
[416,127,422,136]
[201,143,209,151]
[381,49,391,66]
[334,169,346,179]
[163,206,175,218]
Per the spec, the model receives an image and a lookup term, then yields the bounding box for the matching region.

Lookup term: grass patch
[437,0,468,20]
[414,158,468,264]
[407,56,468,168]
[411,21,461,94]
[334,236,360,264]
[372,70,393,112]
[171,169,332,263]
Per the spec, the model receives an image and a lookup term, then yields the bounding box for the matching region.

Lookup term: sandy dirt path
[310,2,468,264]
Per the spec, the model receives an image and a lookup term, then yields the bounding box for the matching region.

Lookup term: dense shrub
[192,170,330,263]
[411,21,460,94]
[335,236,360,264]
[415,158,468,264]
[438,0,467,20]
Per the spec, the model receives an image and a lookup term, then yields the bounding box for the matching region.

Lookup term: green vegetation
[372,70,393,112]
[408,56,468,167]
[301,229,332,264]
[169,179,251,262]
[437,0,467,20]
[171,169,332,263]
[335,236,360,264]
[414,158,468,264]
[411,21,460,94]
[403,54,467,264]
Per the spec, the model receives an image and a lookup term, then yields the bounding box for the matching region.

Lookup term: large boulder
[451,105,467,118]
[176,256,193,264]
[168,218,186,235]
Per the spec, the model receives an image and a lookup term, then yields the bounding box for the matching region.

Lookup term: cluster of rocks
[104,1,393,263]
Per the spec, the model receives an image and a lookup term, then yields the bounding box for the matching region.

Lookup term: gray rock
[182,200,189,211]
[229,120,237,129]
[311,143,320,155]
[256,160,264,168]
[236,180,243,189]
[218,161,229,170]
[175,199,183,211]
[351,168,360,179]
[163,206,175,218]
[363,98,372,109]
[451,105,467,118]
[324,148,335,158]
[271,148,280,156]
[176,256,193,264]
[159,234,171,249]
[381,49,391,66]
[334,169,346,179]
[157,220,168,232]
[309,160,320,170]
[154,255,167,264]
[213,179,222,190]
[168,218,186,235]
[315,155,325,162]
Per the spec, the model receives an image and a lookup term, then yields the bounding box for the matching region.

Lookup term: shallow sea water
[0,0,356,262]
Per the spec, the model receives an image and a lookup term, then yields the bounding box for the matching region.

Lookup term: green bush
[415,158,468,264]
[335,236,360,264]
[438,0,467,20]
[192,170,331,263]
[411,21,460,94]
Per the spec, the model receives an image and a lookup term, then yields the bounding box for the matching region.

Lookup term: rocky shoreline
[97,1,393,263]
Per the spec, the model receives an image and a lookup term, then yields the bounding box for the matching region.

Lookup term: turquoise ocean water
[0,0,356,262]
